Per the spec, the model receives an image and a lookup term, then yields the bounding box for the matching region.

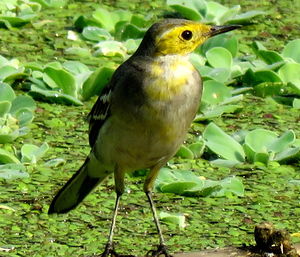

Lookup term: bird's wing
[87,83,113,147]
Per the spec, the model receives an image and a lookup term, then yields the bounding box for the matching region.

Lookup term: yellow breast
[144,55,196,101]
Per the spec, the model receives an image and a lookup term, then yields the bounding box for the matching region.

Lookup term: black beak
[207,24,242,37]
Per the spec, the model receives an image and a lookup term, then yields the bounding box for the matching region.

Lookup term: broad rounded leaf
[10,95,36,114]
[202,80,231,105]
[0,101,11,117]
[0,83,15,102]
[159,212,186,229]
[167,0,206,20]
[43,67,77,97]
[278,63,300,89]
[205,1,228,24]
[257,50,284,65]
[282,39,300,63]
[0,163,28,179]
[203,122,245,162]
[201,34,238,57]
[29,85,83,106]
[81,66,115,101]
[175,145,194,159]
[268,130,295,153]
[226,10,265,24]
[82,26,112,41]
[244,129,277,154]
[206,47,233,69]
[94,40,127,58]
[0,148,20,164]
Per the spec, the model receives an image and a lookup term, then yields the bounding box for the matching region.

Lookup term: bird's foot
[146,244,173,257]
[98,242,135,257]
[99,243,119,257]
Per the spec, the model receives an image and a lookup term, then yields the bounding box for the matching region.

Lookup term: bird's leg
[101,167,125,257]
[101,193,122,257]
[143,165,172,257]
[145,191,172,257]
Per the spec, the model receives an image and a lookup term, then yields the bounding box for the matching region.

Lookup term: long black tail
[48,157,107,214]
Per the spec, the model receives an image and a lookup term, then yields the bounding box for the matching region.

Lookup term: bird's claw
[146,244,173,257]
[99,243,119,257]
[99,242,135,257]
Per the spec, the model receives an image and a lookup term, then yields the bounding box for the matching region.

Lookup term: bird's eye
[181,30,193,40]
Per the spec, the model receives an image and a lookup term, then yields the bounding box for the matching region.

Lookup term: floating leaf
[206,47,233,69]
[0,148,20,164]
[43,67,77,97]
[167,0,206,21]
[203,122,245,162]
[81,66,115,101]
[202,80,231,105]
[82,26,112,41]
[159,212,186,229]
[0,163,28,179]
[0,82,15,102]
[175,145,194,159]
[278,63,300,89]
[21,142,49,164]
[282,39,300,63]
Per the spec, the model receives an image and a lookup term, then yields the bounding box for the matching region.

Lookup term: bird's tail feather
[48,156,107,214]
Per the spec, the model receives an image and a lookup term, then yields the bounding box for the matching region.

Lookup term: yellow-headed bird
[49,19,240,256]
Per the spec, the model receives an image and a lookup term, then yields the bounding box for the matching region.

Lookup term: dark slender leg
[101,193,122,257]
[146,191,172,257]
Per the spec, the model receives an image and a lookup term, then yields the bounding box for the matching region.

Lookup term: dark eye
[181,30,193,40]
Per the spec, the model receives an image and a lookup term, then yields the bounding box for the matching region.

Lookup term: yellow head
[134,19,241,57]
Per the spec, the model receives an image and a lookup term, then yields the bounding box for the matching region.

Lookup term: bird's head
[134,19,241,57]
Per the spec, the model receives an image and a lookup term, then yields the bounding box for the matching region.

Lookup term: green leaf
[21,142,49,164]
[14,108,34,126]
[0,66,18,80]
[94,40,127,58]
[29,84,83,106]
[167,0,206,20]
[244,129,278,153]
[202,80,231,105]
[159,212,186,229]
[0,101,11,117]
[92,8,131,33]
[0,82,15,102]
[188,142,205,159]
[257,50,284,65]
[82,26,112,41]
[0,148,20,164]
[0,163,28,179]
[226,10,265,24]
[211,176,244,197]
[205,1,229,24]
[203,122,245,162]
[81,66,115,101]
[268,130,295,153]
[119,23,145,41]
[43,67,77,97]
[206,47,233,69]
[62,61,90,75]
[282,39,300,63]
[278,63,300,89]
[201,34,238,57]
[199,66,231,83]
[175,145,194,159]
[293,98,300,109]
[274,147,300,162]
[10,95,36,114]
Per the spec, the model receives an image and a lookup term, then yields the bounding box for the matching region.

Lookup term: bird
[48,18,240,257]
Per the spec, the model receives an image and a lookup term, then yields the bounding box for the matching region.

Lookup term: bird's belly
[94,94,198,173]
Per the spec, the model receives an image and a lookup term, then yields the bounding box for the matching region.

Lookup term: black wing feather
[87,84,113,147]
